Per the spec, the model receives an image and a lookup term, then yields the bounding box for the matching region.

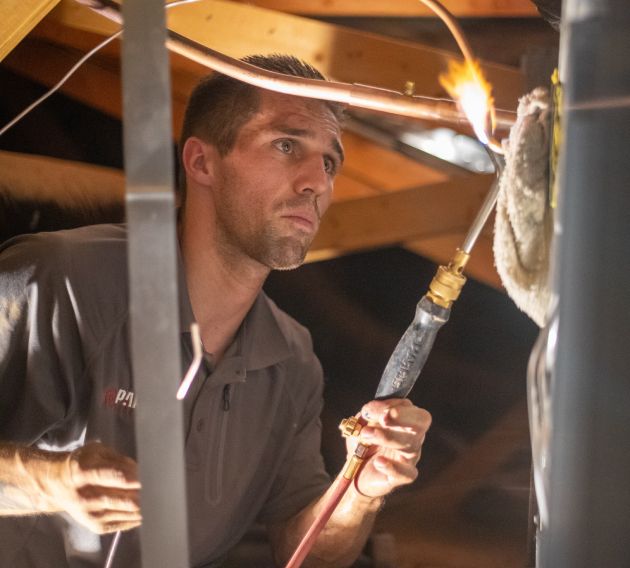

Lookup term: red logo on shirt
[103,388,137,410]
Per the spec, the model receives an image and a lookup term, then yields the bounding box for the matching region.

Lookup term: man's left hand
[347,399,431,498]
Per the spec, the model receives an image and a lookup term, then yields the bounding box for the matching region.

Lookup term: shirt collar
[177,246,196,334]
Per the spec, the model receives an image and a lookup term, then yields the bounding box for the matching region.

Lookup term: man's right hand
[38,441,142,534]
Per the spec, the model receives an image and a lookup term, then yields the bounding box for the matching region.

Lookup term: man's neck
[179,208,269,363]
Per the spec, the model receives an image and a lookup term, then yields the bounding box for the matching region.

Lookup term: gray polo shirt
[0,224,330,567]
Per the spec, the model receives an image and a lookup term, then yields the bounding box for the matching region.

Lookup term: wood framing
[1,0,514,287]
[307,174,494,260]
[230,0,539,18]
[0,0,59,62]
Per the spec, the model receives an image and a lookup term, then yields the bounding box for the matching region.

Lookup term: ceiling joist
[231,0,539,18]
[0,0,59,62]
[308,174,494,261]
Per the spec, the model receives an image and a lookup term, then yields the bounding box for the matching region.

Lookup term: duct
[540,0,630,566]
[121,0,189,567]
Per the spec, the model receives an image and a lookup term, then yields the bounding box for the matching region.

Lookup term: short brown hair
[177,54,344,204]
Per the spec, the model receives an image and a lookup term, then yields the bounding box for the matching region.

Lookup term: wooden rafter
[230,0,540,18]
[0,0,59,62]
[0,150,498,289]
[308,174,494,261]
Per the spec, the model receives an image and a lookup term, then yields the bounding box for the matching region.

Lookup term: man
[0,55,431,567]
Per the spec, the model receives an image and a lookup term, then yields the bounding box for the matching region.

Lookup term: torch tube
[461,150,505,254]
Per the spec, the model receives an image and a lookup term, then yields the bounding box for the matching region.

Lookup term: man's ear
[181,137,219,187]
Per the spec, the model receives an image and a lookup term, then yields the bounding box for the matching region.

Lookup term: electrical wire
[0,30,121,138]
[0,0,203,139]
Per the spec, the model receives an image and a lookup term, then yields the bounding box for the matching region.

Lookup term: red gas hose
[284,474,353,568]
[285,415,370,568]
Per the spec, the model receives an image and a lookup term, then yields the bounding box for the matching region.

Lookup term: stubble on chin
[260,230,311,271]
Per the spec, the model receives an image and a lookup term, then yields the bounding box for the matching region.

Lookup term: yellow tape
[549,68,562,209]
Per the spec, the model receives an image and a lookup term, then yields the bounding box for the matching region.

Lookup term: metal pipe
[460,150,504,254]
[540,0,630,566]
[81,0,516,131]
[121,0,189,567]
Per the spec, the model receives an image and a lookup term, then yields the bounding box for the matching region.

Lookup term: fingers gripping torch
[285,159,504,568]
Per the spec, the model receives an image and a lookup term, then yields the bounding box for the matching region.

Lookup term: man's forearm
[0,443,66,515]
[270,474,384,568]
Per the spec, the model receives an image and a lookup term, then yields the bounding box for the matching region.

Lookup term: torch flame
[439,59,495,145]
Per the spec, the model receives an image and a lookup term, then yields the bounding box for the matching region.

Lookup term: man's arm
[0,441,142,534]
[268,398,431,567]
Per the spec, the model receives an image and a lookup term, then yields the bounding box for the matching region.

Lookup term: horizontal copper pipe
[83,0,515,130]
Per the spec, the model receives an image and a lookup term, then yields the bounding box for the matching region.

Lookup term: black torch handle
[374,295,450,399]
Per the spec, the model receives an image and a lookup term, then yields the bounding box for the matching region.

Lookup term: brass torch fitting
[339,415,364,438]
[339,415,370,480]
[426,248,470,308]
[343,455,364,480]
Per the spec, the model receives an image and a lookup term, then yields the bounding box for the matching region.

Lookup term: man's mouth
[282,212,317,232]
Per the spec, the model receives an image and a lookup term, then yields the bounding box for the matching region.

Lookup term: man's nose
[294,155,332,198]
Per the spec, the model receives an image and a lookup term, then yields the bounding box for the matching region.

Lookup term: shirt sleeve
[256,345,331,524]
[0,233,87,447]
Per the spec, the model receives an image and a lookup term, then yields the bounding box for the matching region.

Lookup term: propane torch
[339,149,504,476]
[285,150,504,568]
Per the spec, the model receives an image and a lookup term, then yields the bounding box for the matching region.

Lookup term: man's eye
[324,157,337,175]
[274,139,294,154]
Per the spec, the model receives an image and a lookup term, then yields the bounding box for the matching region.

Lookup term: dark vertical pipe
[121,1,189,566]
[541,1,630,566]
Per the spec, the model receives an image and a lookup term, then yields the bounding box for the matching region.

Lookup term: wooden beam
[341,131,448,193]
[45,0,524,111]
[307,174,494,261]
[231,0,540,18]
[0,147,495,277]
[0,0,59,62]
[0,150,124,207]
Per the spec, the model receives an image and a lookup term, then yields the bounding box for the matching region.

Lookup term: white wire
[0,30,121,138]
[0,0,203,139]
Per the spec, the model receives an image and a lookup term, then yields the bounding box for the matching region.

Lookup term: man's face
[210,90,343,270]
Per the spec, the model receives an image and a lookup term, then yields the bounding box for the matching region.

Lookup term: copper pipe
[418,0,476,63]
[82,0,515,130]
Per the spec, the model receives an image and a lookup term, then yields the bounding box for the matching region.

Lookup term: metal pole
[121,0,189,566]
[541,0,630,566]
